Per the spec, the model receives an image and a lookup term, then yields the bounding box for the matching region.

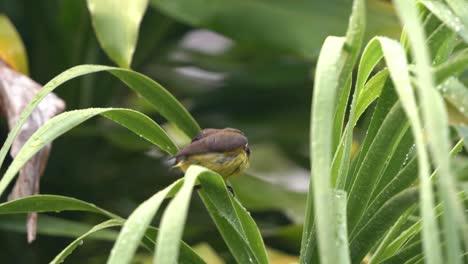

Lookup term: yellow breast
[175,147,249,179]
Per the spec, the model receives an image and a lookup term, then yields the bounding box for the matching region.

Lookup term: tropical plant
[0,0,467,263]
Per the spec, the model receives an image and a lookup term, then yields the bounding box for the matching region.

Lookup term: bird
[173,128,250,179]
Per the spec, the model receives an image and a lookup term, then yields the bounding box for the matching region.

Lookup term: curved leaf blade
[87,0,148,68]
[110,165,267,264]
[347,103,409,231]
[197,167,268,264]
[154,166,200,264]
[349,188,419,263]
[303,36,346,264]
[394,1,467,263]
[0,214,119,241]
[377,35,443,264]
[106,180,192,264]
[51,219,123,264]
[0,194,117,218]
[0,64,200,182]
[434,48,468,83]
[420,0,468,43]
[0,64,199,164]
[0,108,178,197]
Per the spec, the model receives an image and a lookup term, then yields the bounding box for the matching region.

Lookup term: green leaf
[371,129,414,196]
[109,69,201,137]
[0,64,200,181]
[445,0,468,36]
[0,194,117,218]
[111,165,267,264]
[349,187,419,263]
[154,166,200,263]
[107,179,191,264]
[419,0,468,43]
[368,140,465,264]
[199,185,257,263]
[353,69,389,126]
[301,36,345,264]
[371,35,443,264]
[333,190,351,264]
[356,155,417,234]
[0,214,118,241]
[232,199,269,264]
[332,0,366,154]
[197,167,268,264]
[150,0,397,59]
[368,207,416,264]
[352,38,387,125]
[435,48,468,83]
[0,108,178,197]
[347,103,409,231]
[456,125,468,151]
[380,241,422,264]
[421,8,457,65]
[393,1,467,263]
[87,0,148,68]
[347,78,398,192]
[229,173,307,224]
[302,2,366,260]
[438,77,468,124]
[380,192,467,262]
[51,219,123,264]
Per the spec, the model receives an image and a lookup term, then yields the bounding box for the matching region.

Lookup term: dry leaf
[0,59,65,242]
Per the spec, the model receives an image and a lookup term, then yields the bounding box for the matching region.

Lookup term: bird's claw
[227,185,235,196]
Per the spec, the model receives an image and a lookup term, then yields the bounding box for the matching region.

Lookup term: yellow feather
[175,147,249,179]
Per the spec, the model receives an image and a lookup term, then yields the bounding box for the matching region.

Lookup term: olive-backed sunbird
[174,128,250,179]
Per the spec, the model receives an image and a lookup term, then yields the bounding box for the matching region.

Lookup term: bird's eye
[244,145,250,156]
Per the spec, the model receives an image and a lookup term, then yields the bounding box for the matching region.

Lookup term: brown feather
[175,128,247,162]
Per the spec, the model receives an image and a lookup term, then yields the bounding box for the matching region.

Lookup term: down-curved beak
[244,145,250,156]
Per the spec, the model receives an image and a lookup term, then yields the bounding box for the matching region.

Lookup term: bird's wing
[175,131,247,162]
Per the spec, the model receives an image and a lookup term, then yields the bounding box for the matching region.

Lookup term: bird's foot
[226,185,235,196]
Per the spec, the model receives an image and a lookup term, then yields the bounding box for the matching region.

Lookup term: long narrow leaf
[0,195,117,218]
[0,214,118,241]
[106,179,204,264]
[438,77,468,122]
[331,0,366,158]
[154,166,200,263]
[349,188,419,263]
[0,108,178,197]
[371,129,413,197]
[231,198,269,264]
[87,0,148,68]
[303,36,345,264]
[197,167,268,264]
[420,0,468,43]
[380,191,467,262]
[0,64,200,176]
[353,69,389,125]
[393,1,467,263]
[333,190,351,264]
[347,103,409,231]
[380,241,423,264]
[435,48,468,83]
[376,35,443,264]
[445,0,468,32]
[368,206,416,264]
[51,219,123,264]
